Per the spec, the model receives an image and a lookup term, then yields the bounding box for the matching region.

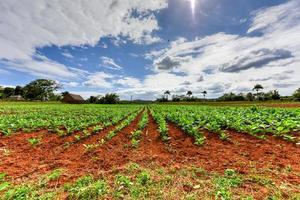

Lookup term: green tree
[0,86,3,99]
[246,92,254,101]
[88,96,98,103]
[3,87,15,98]
[293,88,300,101]
[253,84,264,96]
[201,91,207,98]
[186,91,192,98]
[22,79,61,101]
[61,91,70,96]
[164,90,171,100]
[99,93,120,104]
[271,90,280,100]
[14,86,23,96]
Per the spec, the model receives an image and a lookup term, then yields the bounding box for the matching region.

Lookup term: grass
[0,164,299,199]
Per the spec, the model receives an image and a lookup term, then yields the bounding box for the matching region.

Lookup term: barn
[7,95,25,101]
[62,93,85,104]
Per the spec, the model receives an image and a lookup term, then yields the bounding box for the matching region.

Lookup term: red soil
[261,103,300,108]
[0,110,300,188]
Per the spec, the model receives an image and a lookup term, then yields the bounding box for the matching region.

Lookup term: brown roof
[67,93,84,101]
[62,93,85,103]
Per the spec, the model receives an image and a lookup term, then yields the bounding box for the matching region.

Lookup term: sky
[0,0,299,100]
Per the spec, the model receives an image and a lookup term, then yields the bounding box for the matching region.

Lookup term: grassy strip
[1,164,299,199]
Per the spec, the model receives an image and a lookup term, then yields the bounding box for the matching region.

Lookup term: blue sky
[0,0,299,100]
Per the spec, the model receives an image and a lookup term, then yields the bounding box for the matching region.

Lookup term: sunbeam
[190,0,196,17]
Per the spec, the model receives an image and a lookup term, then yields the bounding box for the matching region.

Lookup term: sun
[190,0,196,16]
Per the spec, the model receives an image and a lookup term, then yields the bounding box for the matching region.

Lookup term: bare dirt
[0,110,300,189]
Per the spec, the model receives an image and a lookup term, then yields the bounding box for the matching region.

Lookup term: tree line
[157,84,300,102]
[0,79,120,104]
[1,80,300,102]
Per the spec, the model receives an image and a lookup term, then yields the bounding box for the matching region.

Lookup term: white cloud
[1,58,79,79]
[145,0,300,97]
[100,56,122,70]
[247,0,300,34]
[0,0,167,79]
[83,72,114,88]
[116,77,142,88]
[61,52,74,59]
[63,82,79,87]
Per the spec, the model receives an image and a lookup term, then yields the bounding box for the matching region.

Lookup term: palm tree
[164,90,171,100]
[201,91,207,99]
[253,84,263,95]
[186,91,192,98]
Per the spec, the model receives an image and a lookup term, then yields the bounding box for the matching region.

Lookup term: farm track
[1,108,300,187]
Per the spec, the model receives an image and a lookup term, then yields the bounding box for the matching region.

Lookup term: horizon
[0,0,299,100]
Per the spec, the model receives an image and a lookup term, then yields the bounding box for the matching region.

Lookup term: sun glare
[190,0,196,16]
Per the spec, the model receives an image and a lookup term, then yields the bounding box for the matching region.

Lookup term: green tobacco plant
[27,138,41,146]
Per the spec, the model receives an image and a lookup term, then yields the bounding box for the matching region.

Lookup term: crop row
[130,109,149,148]
[150,108,169,142]
[83,109,142,152]
[0,104,142,136]
[150,105,300,144]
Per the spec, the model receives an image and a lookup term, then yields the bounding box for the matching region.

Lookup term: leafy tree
[0,86,3,99]
[61,91,70,96]
[22,79,61,101]
[293,88,300,101]
[201,91,207,98]
[164,90,171,100]
[88,96,98,103]
[49,93,62,101]
[156,97,168,102]
[270,90,280,100]
[253,84,264,96]
[3,87,15,98]
[98,93,120,104]
[14,86,23,96]
[218,92,246,101]
[246,92,254,101]
[186,91,192,98]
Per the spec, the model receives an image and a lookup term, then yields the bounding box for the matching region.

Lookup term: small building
[62,93,85,104]
[7,95,25,101]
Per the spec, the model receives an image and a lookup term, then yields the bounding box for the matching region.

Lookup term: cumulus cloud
[83,72,114,88]
[220,48,293,73]
[1,0,300,99]
[115,77,142,88]
[83,72,141,90]
[145,0,300,97]
[156,56,180,70]
[0,0,167,79]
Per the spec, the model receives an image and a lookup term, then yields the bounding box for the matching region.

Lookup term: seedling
[28,138,41,146]
[83,144,98,152]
